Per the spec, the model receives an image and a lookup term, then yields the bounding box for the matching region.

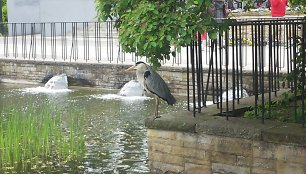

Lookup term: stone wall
[0,59,133,88]
[147,129,306,174]
[145,109,306,174]
[0,59,284,96]
[0,59,190,95]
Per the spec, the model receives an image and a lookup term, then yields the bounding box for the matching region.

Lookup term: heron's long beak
[126,65,136,72]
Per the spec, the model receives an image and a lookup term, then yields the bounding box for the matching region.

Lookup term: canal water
[0,82,186,173]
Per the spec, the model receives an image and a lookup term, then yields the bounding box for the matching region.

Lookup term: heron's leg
[154,96,161,119]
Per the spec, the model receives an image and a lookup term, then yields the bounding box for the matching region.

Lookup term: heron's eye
[144,70,151,80]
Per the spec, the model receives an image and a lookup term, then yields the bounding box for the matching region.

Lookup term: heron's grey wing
[144,70,176,105]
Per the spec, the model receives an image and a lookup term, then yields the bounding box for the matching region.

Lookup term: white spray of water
[118,80,144,96]
[92,80,150,102]
[220,88,249,102]
[21,74,70,94]
[92,94,151,102]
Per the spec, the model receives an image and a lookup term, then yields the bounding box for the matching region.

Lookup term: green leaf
[166,35,171,41]
[151,42,157,47]
[208,31,218,40]
[144,43,148,49]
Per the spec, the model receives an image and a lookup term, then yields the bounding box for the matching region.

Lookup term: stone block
[252,158,276,171]
[185,157,211,166]
[149,161,184,174]
[253,141,276,159]
[147,129,177,140]
[171,146,185,157]
[236,155,252,167]
[149,151,184,166]
[251,168,276,174]
[148,137,184,147]
[212,162,250,174]
[275,144,306,164]
[185,163,211,174]
[184,148,208,160]
[180,134,212,150]
[149,142,172,154]
[276,160,306,174]
[197,134,252,156]
[176,132,198,147]
[171,146,209,160]
[211,151,237,165]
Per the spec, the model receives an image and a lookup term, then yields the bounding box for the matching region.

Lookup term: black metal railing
[0,21,183,66]
[187,17,306,126]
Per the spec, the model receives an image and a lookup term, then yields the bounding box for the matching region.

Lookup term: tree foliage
[286,0,306,94]
[289,0,306,7]
[2,0,7,22]
[286,27,306,93]
[95,0,225,68]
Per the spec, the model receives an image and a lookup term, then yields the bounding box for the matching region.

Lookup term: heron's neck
[136,67,147,87]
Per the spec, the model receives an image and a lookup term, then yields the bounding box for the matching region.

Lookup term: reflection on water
[94,93,151,102]
[0,83,186,173]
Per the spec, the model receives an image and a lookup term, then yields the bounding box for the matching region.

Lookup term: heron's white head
[126,61,149,72]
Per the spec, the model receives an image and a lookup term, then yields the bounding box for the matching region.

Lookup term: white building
[7,0,97,35]
[7,0,97,23]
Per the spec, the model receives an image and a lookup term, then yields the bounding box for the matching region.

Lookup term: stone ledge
[262,123,306,146]
[145,105,306,147]
[145,111,217,133]
[0,58,132,69]
[197,117,282,140]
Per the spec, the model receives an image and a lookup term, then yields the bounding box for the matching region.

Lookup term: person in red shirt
[270,0,288,17]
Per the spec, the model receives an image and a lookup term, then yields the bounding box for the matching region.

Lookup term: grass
[0,104,85,173]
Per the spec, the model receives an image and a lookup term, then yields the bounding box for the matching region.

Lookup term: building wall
[7,0,96,23]
[7,0,97,35]
[7,0,41,23]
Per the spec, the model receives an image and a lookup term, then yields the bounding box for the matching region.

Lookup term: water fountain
[220,88,249,101]
[44,74,68,90]
[189,88,249,109]
[21,74,70,93]
[118,80,144,96]
[93,80,150,102]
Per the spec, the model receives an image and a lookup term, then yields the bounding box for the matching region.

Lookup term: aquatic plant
[0,105,85,173]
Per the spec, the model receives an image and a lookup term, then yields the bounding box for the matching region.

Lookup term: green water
[0,83,186,173]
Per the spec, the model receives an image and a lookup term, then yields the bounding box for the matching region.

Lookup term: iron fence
[187,17,306,126]
[0,21,183,66]
[0,20,300,69]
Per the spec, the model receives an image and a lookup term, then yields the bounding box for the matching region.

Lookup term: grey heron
[126,61,176,118]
